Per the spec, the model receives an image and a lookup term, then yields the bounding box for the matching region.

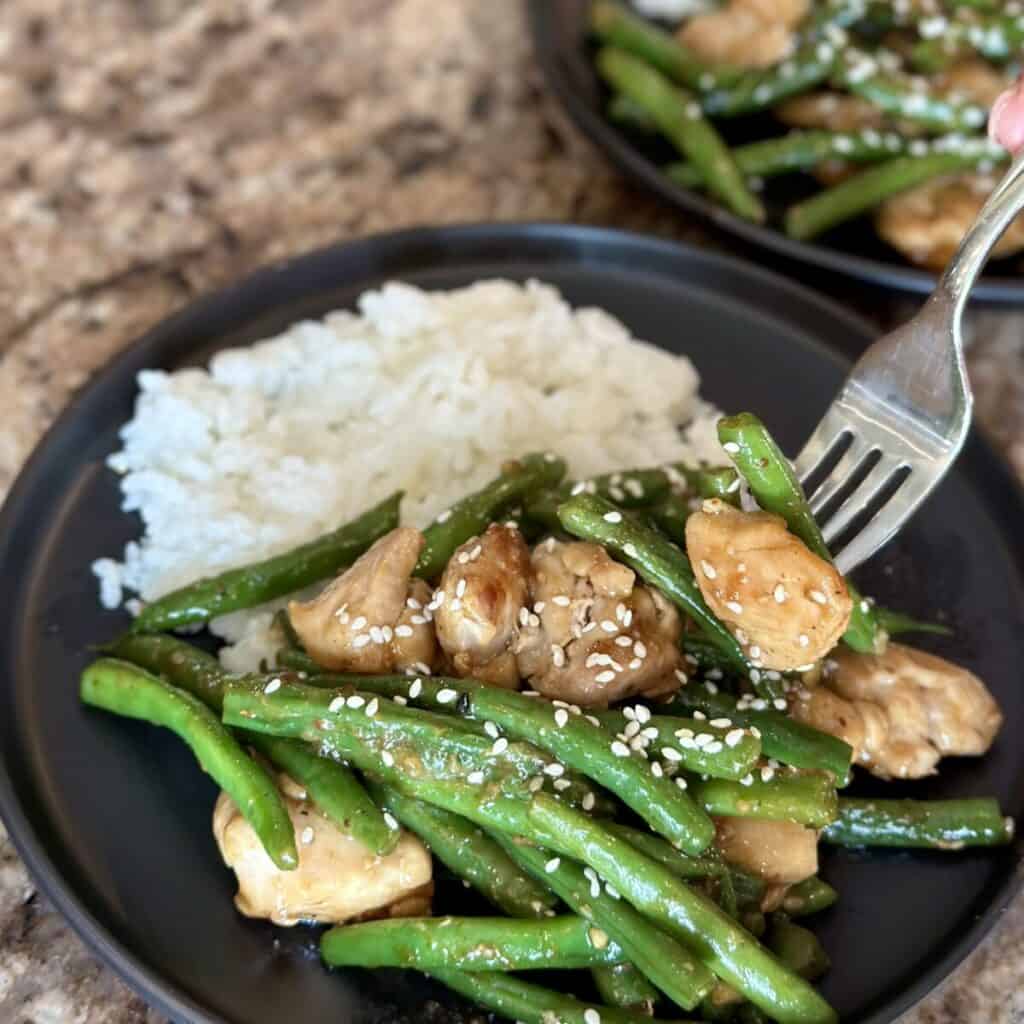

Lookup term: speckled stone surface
[0,1,1022,1021]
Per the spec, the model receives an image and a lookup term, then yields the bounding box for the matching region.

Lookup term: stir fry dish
[83,412,1013,1024]
[590,0,1021,269]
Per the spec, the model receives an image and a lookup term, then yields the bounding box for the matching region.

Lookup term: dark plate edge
[0,221,1021,1024]
[525,0,1024,305]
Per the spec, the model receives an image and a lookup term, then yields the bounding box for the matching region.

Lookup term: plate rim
[525,0,1024,305]
[0,220,1021,1024]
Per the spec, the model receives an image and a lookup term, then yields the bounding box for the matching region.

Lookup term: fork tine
[791,409,852,489]
[820,457,908,546]
[833,469,933,576]
[807,434,876,517]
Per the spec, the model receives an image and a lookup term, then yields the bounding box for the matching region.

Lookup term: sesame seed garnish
[661,747,682,762]
[483,721,499,740]
[603,511,622,524]
[409,679,423,699]
[622,609,633,627]
[582,791,596,811]
[740,773,754,786]
[710,718,732,728]
[382,750,395,767]
[555,709,569,728]
[614,635,632,648]
[352,634,371,649]
[544,763,565,777]
[595,670,616,684]
[600,620,618,633]
[351,615,367,631]
[346,695,365,709]
[749,645,761,659]
[773,698,787,711]
[623,542,639,558]
[700,560,717,580]
[675,777,688,790]
[624,720,641,739]
[761,766,775,783]
[726,600,743,615]
[518,607,529,627]
[300,827,314,845]
[634,641,647,659]
[798,634,810,648]
[491,737,509,755]
[328,696,345,712]
[705,741,723,754]
[723,441,740,454]
[545,857,561,873]
[436,509,452,523]
[437,688,458,704]
[611,741,631,758]
[773,585,787,603]
[264,678,281,694]
[467,770,485,785]
[554,778,572,792]
[651,761,664,778]
[383,812,399,831]
[365,698,379,717]
[394,624,414,639]
[552,594,571,607]
[585,715,601,727]
[675,668,689,685]
[528,776,545,792]
[725,729,745,747]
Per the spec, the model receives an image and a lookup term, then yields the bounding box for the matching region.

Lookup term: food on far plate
[594,0,1022,267]
[81,281,1013,1024]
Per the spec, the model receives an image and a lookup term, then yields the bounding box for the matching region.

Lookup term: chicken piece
[775,92,888,132]
[875,172,1024,271]
[679,0,808,69]
[792,643,1003,780]
[685,500,852,671]
[213,781,433,926]
[433,524,532,689]
[288,527,438,674]
[937,59,1009,110]
[515,539,684,708]
[714,818,818,885]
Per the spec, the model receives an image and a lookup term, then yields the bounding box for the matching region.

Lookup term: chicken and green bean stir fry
[592,0,1022,270]
[83,413,1013,1024]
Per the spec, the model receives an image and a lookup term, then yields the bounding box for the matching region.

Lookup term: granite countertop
[0,1,1022,1021]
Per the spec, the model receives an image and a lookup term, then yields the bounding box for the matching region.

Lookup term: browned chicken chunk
[515,539,684,708]
[213,777,433,926]
[791,644,1003,779]
[287,527,438,674]
[714,817,818,885]
[433,524,532,689]
[679,0,808,69]
[776,92,888,133]
[686,500,852,671]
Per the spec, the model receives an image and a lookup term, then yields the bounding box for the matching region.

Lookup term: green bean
[781,877,838,918]
[689,772,839,829]
[702,43,835,118]
[647,494,691,545]
[415,452,566,579]
[495,835,716,1011]
[321,914,626,971]
[429,969,679,1024]
[528,796,837,1024]
[596,47,765,223]
[675,465,741,504]
[667,130,909,188]
[916,11,1024,65]
[590,0,744,91]
[785,151,999,241]
[669,683,853,785]
[131,492,401,633]
[873,606,952,638]
[105,633,398,854]
[593,964,660,1015]
[833,54,989,133]
[822,797,1014,849]
[610,92,661,133]
[766,916,831,982]
[557,492,757,684]
[365,782,558,919]
[82,659,297,870]
[716,412,882,653]
[595,707,762,781]
[276,647,321,675]
[334,672,713,852]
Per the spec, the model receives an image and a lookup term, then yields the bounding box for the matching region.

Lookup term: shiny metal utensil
[792,148,1024,575]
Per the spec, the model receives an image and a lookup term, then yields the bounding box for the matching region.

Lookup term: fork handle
[937,147,1024,328]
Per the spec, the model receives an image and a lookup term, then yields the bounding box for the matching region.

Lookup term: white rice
[92,279,723,670]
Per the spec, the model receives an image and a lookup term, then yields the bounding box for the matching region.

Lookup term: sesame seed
[661,747,682,762]
[798,634,810,648]
[365,698,379,717]
[555,709,569,728]
[726,601,744,615]
[394,624,414,640]
[352,634,371,649]
[544,763,565,777]
[614,635,632,648]
[723,441,740,454]
[773,585,787,603]
[346,695,365,709]
[749,645,761,659]
[457,551,469,565]
[700,560,717,580]
[300,827,315,845]
[601,620,618,633]
[469,544,482,560]
[383,812,399,831]
[382,750,395,767]
[705,741,724,754]
[595,670,616,684]
[634,705,651,724]
[651,761,664,778]
[552,595,571,607]
[436,509,452,523]
[528,776,545,792]
[545,857,561,873]
[454,579,467,599]
[605,882,621,900]
[740,773,754,787]
[675,669,689,685]
[467,770,485,785]
[603,511,622,524]
[409,679,423,699]
[611,741,631,758]
[809,590,827,605]
[624,720,641,739]
[437,688,458,704]
[410,615,427,625]
[623,542,639,558]
[551,645,566,669]
[582,791,596,811]
[491,737,509,755]
[725,729,745,747]
[773,698,788,711]
[675,777,688,791]
[406,596,422,610]
[586,715,601,727]
[634,641,647,659]
[710,718,732,728]
[264,678,281,694]
[328,696,346,712]
[351,615,367,631]
[622,609,633,627]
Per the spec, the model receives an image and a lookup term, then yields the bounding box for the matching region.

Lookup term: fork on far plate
[791,148,1024,576]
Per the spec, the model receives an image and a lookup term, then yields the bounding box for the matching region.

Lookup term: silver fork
[792,148,1024,576]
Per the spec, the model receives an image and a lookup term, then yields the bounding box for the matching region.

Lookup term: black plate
[0,223,1021,1024]
[528,0,1024,303]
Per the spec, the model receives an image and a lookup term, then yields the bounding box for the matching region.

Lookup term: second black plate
[528,0,1024,302]
[0,224,1021,1024]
